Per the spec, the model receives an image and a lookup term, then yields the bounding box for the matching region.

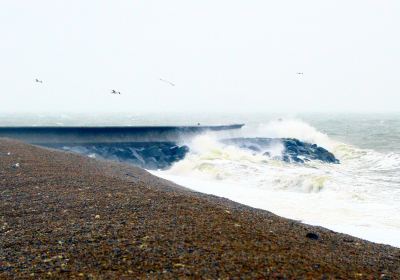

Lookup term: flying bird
[35,78,43,83]
[296,72,304,75]
[159,78,175,87]
[111,90,121,95]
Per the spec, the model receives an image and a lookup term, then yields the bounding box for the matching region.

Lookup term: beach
[1,138,399,279]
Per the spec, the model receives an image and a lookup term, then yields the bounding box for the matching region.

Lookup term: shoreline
[154,172,400,249]
[1,138,399,278]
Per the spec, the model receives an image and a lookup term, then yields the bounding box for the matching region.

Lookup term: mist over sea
[2,112,399,247]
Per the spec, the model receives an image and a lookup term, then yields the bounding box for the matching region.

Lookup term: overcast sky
[1,1,399,113]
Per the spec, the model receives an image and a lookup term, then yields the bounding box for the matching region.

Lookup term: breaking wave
[153,119,400,247]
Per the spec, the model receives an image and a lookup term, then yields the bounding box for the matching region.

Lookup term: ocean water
[2,112,400,247]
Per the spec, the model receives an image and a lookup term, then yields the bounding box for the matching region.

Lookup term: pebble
[306,232,319,240]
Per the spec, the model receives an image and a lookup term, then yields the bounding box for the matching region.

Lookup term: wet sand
[1,138,399,279]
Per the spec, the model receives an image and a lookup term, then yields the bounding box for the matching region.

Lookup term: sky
[1,1,399,114]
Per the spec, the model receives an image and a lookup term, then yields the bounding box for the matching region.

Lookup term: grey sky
[1,1,399,113]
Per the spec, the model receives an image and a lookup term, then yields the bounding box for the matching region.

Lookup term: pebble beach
[1,138,399,279]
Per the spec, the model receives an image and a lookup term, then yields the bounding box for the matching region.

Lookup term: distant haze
[1,1,399,113]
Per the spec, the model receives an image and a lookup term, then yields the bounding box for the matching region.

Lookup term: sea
[1,112,399,247]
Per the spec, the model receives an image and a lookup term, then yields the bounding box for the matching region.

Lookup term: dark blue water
[43,138,337,170]
[0,125,338,169]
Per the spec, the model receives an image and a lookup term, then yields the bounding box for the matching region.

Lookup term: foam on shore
[153,120,400,248]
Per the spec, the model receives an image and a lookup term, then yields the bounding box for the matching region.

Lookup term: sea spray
[154,119,400,247]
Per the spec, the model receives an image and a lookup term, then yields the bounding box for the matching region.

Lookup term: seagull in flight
[296,72,304,75]
[35,78,43,83]
[111,90,121,95]
[159,78,175,87]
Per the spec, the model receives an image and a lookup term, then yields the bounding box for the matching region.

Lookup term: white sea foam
[242,119,335,150]
[153,119,400,247]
